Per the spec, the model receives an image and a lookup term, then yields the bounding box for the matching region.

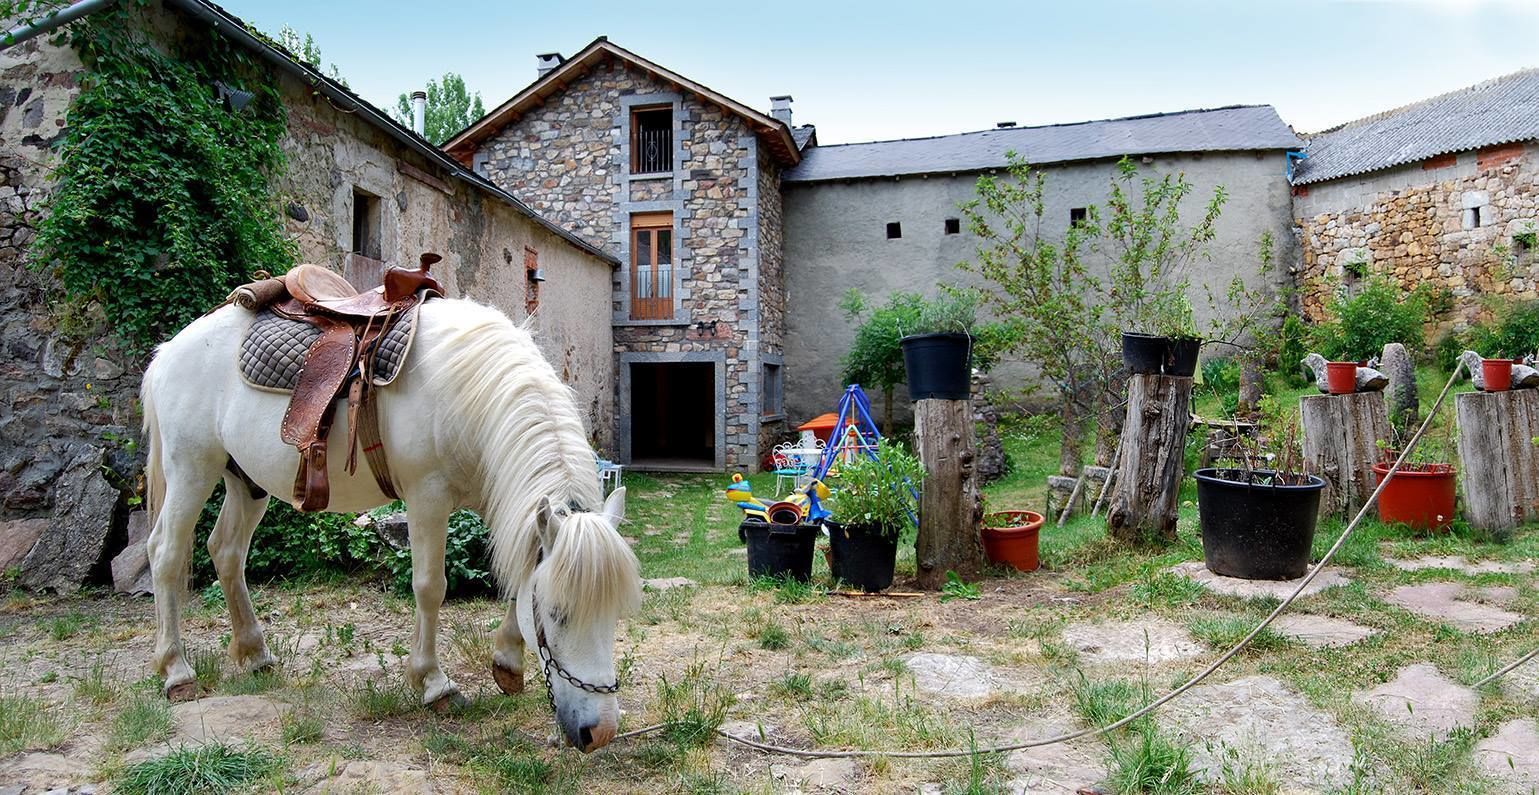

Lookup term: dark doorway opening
[631,362,716,468]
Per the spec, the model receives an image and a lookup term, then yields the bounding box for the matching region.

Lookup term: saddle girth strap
[279,313,355,512]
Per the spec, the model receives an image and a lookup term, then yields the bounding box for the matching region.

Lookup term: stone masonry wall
[756,146,788,460]
[478,58,771,470]
[1294,142,1539,334]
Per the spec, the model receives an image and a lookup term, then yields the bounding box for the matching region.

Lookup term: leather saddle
[227,253,444,511]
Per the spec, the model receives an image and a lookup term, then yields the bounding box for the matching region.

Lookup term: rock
[1504,659,1539,704]
[1382,342,1418,431]
[1061,620,1203,665]
[1169,560,1351,600]
[1385,582,1523,633]
[1270,614,1378,648]
[0,516,46,571]
[0,752,94,792]
[903,653,996,698]
[1352,663,1477,740]
[171,695,285,744]
[720,719,775,740]
[1383,555,1534,575]
[1045,475,1080,518]
[643,576,697,592]
[300,761,434,794]
[1161,675,1355,792]
[19,444,120,592]
[110,510,152,596]
[374,512,409,551]
[771,758,857,791]
[1474,719,1539,790]
[1003,715,1107,794]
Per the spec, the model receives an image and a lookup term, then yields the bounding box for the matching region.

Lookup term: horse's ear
[535,496,558,549]
[601,487,626,527]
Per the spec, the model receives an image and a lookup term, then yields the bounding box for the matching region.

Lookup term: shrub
[828,439,924,544]
[1310,278,1430,360]
[1277,315,1310,386]
[1468,299,1539,359]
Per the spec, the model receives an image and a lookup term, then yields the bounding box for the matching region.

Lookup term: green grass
[107,697,173,753]
[190,647,224,692]
[1188,615,1287,654]
[1104,721,1202,795]
[348,680,419,720]
[0,692,67,753]
[757,622,790,650]
[653,659,735,748]
[767,671,813,700]
[220,669,283,695]
[75,658,121,705]
[42,611,93,641]
[114,743,283,795]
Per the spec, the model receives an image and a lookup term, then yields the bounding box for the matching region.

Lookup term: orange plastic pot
[1482,358,1514,392]
[1372,462,1457,532]
[1325,361,1357,395]
[981,510,1043,572]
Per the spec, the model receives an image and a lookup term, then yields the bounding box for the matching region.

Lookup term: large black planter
[1194,468,1326,580]
[826,521,897,592]
[1121,332,1201,377]
[900,332,972,400]
[739,520,818,582]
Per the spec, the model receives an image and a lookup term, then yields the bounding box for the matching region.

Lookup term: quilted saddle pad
[238,307,418,393]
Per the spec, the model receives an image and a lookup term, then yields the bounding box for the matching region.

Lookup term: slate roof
[792,125,817,151]
[783,105,1299,183]
[1292,69,1539,186]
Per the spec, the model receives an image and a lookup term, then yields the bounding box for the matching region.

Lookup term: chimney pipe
[410,91,427,136]
[769,95,793,127]
[536,52,564,79]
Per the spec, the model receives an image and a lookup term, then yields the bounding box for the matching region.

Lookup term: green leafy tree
[839,289,922,434]
[1309,277,1431,360]
[393,73,487,145]
[276,25,346,86]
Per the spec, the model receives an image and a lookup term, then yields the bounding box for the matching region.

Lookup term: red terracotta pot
[1372,461,1457,532]
[981,510,1043,572]
[1325,361,1358,395]
[1482,358,1514,392]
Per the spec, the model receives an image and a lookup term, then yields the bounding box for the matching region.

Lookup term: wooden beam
[397,161,452,195]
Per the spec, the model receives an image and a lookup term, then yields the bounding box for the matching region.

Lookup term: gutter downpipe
[0,0,116,51]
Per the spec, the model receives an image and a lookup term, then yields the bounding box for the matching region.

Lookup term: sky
[221,0,1538,145]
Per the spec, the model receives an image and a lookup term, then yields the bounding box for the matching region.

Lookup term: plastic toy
[724,473,769,522]
[765,479,830,525]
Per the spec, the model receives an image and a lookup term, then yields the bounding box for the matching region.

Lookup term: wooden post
[1106,374,1192,544]
[1300,392,1392,517]
[914,398,984,589]
[1456,390,1539,535]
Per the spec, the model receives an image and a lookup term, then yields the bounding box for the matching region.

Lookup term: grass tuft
[107,697,173,753]
[220,669,283,695]
[348,680,419,720]
[42,611,93,641]
[189,647,224,692]
[757,622,791,650]
[1104,721,1201,795]
[447,616,495,672]
[1187,616,1286,654]
[768,671,813,700]
[0,692,68,753]
[115,742,283,795]
[1131,571,1206,609]
[653,659,735,748]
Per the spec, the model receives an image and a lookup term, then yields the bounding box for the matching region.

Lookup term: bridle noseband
[530,554,620,717]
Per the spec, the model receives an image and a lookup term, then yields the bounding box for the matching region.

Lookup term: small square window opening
[886,222,902,239]
[944,218,961,235]
[1070,207,1088,227]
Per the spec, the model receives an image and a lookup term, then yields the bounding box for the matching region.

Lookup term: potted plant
[899,292,976,401]
[1122,291,1203,377]
[981,506,1045,572]
[1482,356,1515,392]
[825,439,923,592]
[1372,431,1457,532]
[1194,397,1326,580]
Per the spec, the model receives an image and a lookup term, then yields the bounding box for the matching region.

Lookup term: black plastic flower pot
[1194,468,1326,580]
[900,332,973,401]
[739,519,818,583]
[825,521,897,593]
[1121,332,1201,377]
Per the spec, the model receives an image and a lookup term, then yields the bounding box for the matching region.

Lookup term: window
[1463,207,1483,229]
[524,247,540,316]
[944,218,961,235]
[351,188,381,260]
[1070,207,1088,227]
[762,362,783,417]
[630,106,673,174]
[886,222,902,239]
[630,212,673,320]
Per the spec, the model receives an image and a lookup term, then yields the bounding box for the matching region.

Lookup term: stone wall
[0,9,616,589]
[1293,142,1539,333]
[756,146,788,459]
[477,58,775,470]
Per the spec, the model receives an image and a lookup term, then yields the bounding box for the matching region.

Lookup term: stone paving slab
[1161,675,1355,793]
[1061,619,1204,665]
[1504,660,1539,704]
[1385,582,1524,634]
[1003,715,1107,795]
[1270,614,1379,648]
[903,653,998,698]
[1384,555,1535,575]
[1352,663,1478,740]
[1169,560,1351,600]
[299,761,435,794]
[1474,719,1539,792]
[172,694,285,744]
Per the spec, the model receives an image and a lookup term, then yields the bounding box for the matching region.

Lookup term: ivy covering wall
[29,0,294,352]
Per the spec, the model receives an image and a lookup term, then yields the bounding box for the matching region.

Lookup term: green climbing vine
[28,0,295,352]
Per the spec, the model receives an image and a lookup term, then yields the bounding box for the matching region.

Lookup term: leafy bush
[1200,358,1240,394]
[828,439,923,543]
[1278,315,1310,386]
[1433,331,1465,374]
[1468,299,1539,359]
[1309,278,1430,360]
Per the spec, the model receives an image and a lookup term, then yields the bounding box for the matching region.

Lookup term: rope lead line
[616,363,1508,760]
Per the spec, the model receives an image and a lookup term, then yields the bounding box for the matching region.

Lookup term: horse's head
[518,487,641,752]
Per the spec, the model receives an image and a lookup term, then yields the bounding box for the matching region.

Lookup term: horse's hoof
[165,681,198,702]
[247,656,279,676]
[428,690,468,713]
[493,662,524,695]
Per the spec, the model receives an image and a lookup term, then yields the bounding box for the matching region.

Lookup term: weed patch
[115,743,283,795]
[0,693,67,753]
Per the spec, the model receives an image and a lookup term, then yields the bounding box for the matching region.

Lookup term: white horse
[140,297,641,751]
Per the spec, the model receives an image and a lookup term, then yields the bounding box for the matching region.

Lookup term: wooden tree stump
[1107,374,1192,544]
[1300,392,1392,517]
[1456,390,1539,535]
[914,398,984,589]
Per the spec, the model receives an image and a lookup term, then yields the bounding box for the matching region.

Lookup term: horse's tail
[140,360,166,532]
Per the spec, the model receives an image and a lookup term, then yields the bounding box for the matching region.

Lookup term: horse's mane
[418,300,639,626]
